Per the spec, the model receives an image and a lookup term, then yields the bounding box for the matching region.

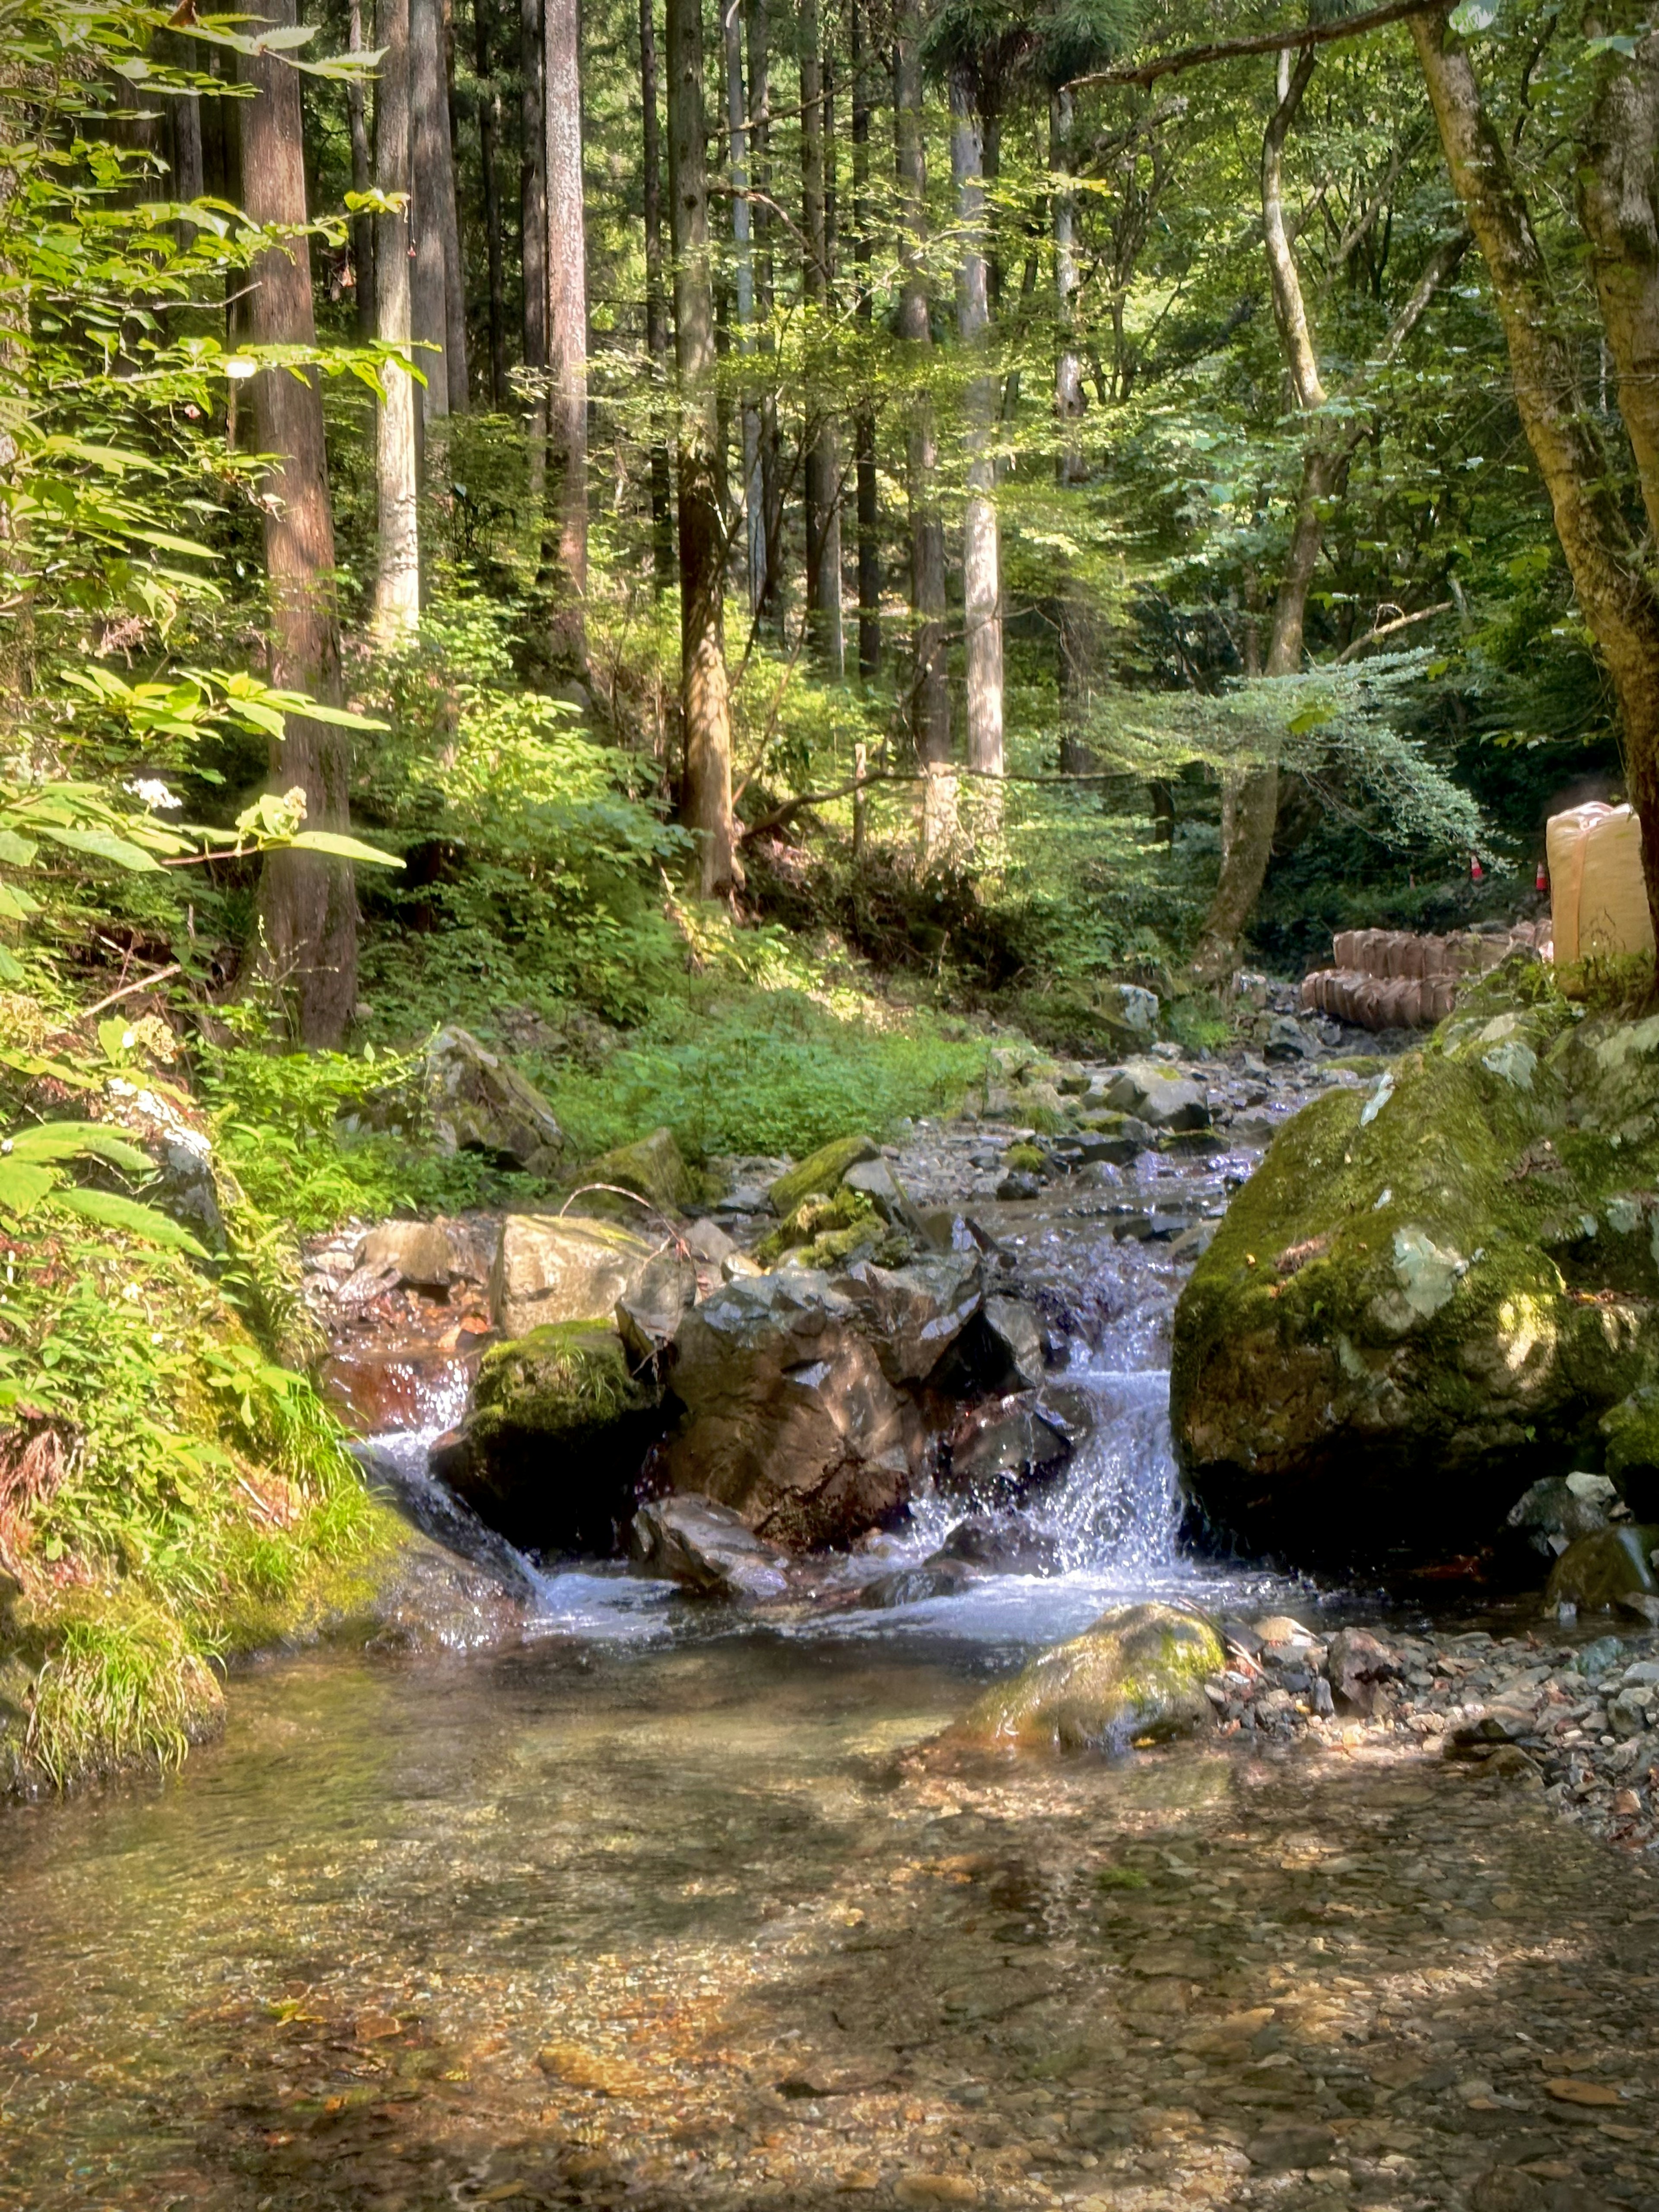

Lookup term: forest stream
[4,1062,1658,2212]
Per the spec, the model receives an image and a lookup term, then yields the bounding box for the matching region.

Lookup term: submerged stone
[957,1601,1226,1752]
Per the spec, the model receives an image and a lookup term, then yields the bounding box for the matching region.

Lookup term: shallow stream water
[6,1136,1659,2210]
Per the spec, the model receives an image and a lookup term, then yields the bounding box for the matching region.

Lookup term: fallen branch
[80,962,183,1020]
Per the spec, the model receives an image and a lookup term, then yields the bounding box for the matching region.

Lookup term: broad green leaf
[0,950,23,983]
[0,833,39,865]
[288,829,407,868]
[0,882,39,919]
[54,1189,207,1256]
[8,1123,153,1173]
[36,826,164,871]
[1449,0,1500,28]
[0,1159,60,1214]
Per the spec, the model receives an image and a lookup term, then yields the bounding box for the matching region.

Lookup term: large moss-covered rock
[769,1135,880,1221]
[1545,1524,1659,1615]
[957,1602,1225,1752]
[1172,965,1659,1577]
[430,1323,663,1551]
[575,1126,697,1216]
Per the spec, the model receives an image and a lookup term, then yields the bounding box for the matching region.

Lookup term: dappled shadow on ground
[1,1643,1656,2212]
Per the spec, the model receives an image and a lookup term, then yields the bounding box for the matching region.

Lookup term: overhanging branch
[1067,0,1428,93]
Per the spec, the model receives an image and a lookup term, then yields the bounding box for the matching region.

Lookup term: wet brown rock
[491,1215,694,1338]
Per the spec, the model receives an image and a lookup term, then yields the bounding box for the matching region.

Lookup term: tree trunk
[748,0,784,631]
[641,0,674,593]
[1051,87,1085,481]
[851,0,880,679]
[411,0,451,422]
[437,0,469,410]
[1578,30,1659,546]
[237,3,357,1046]
[896,0,950,852]
[725,0,763,611]
[347,0,375,339]
[1413,4,1659,935]
[544,0,588,647]
[667,0,736,893]
[951,68,1003,796]
[374,0,421,639]
[800,0,844,672]
[521,0,548,372]
[475,0,507,404]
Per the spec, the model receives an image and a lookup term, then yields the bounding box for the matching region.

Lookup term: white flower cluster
[124,777,183,813]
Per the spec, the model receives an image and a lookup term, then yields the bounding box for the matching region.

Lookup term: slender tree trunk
[374,0,421,638]
[1051,87,1085,480]
[437,0,469,410]
[1414,4,1659,937]
[521,0,548,372]
[641,0,674,593]
[411,0,451,422]
[237,4,357,1045]
[725,0,763,611]
[800,0,844,672]
[896,0,950,855]
[851,0,880,678]
[951,69,1003,799]
[748,0,783,630]
[667,0,737,892]
[545,0,588,647]
[475,0,507,404]
[346,0,375,339]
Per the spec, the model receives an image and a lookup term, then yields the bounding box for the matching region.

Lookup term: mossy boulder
[1172,962,1659,1578]
[956,1602,1225,1752]
[575,1126,697,1217]
[1604,1388,1659,1518]
[1545,1524,1659,1615]
[756,1184,912,1272]
[769,1134,880,1221]
[431,1322,664,1552]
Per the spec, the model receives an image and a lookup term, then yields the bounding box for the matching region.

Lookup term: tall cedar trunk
[666,0,737,893]
[438,0,469,409]
[800,0,844,671]
[725,0,763,610]
[951,69,1003,795]
[411,0,450,420]
[545,0,588,645]
[851,0,880,678]
[1413,6,1659,935]
[347,0,375,338]
[1192,50,1319,985]
[237,6,357,1045]
[895,0,950,846]
[1051,87,1085,480]
[641,0,674,592]
[748,0,784,629]
[373,0,421,638]
[521,0,548,371]
[475,0,507,404]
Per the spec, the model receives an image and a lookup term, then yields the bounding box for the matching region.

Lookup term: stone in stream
[429,1322,665,1552]
[1096,1058,1211,1132]
[943,1398,1072,1499]
[1545,1524,1659,1616]
[359,1216,464,1289]
[629,1494,790,1604]
[1506,1471,1619,1558]
[768,1134,880,1221]
[1324,1626,1402,1714]
[490,1214,695,1338]
[1170,966,1659,1578]
[425,1024,566,1173]
[934,1516,1063,1576]
[659,1271,916,1550]
[828,1254,984,1385]
[953,1601,1227,1752]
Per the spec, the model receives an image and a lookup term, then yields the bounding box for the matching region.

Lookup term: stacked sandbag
[1547,802,1655,966]
[1300,922,1546,1031]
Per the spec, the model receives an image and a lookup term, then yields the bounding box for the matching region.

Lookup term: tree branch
[1332,599,1454,663]
[1067,0,1429,93]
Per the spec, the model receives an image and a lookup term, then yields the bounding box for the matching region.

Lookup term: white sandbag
[1547,802,1655,966]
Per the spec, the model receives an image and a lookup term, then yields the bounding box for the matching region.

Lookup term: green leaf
[8,1122,152,1173]
[0,1159,60,1214]
[288,830,406,868]
[0,949,23,984]
[0,832,39,866]
[35,826,163,872]
[1449,0,1499,29]
[53,1188,207,1256]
